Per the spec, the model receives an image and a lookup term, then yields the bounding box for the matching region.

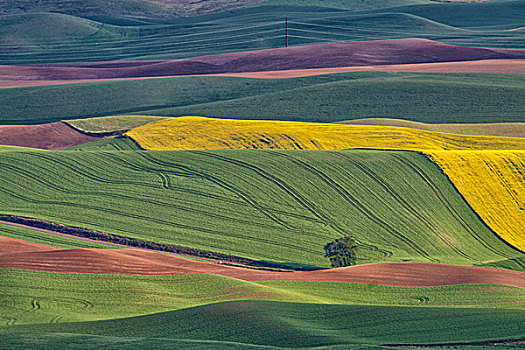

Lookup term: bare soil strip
[0,216,312,271]
[1,235,524,288]
[1,39,524,89]
[2,59,523,89]
[0,122,102,149]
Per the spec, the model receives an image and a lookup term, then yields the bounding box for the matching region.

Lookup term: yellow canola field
[426,151,525,251]
[127,117,525,151]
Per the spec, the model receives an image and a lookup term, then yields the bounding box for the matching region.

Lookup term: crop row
[0,148,521,268]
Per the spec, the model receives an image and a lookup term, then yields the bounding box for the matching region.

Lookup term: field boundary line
[0,215,318,272]
[420,151,525,255]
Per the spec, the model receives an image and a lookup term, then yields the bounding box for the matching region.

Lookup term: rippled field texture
[428,151,525,251]
[2,149,522,269]
[127,117,525,151]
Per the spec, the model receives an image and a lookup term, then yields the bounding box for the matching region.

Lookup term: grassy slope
[2,269,523,326]
[0,148,522,269]
[338,118,525,138]
[1,72,524,125]
[1,335,521,350]
[126,116,525,151]
[0,223,116,249]
[0,1,523,64]
[6,301,525,347]
[427,151,525,251]
[0,333,296,350]
[65,115,166,133]
[64,137,142,151]
[0,0,429,18]
[0,13,139,49]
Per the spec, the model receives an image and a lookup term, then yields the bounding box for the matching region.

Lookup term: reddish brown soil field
[0,122,102,149]
[1,39,524,88]
[1,236,523,288]
[2,59,523,88]
[0,236,58,254]
[214,59,525,78]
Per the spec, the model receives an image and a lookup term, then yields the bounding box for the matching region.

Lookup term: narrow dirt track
[1,236,524,288]
[0,122,103,149]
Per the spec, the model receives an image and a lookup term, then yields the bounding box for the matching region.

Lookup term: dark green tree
[324,236,358,267]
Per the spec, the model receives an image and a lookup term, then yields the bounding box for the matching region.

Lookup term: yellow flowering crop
[127,116,525,250]
[426,151,525,251]
[127,116,525,151]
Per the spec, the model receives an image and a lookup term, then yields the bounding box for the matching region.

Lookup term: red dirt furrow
[0,122,103,150]
[1,236,523,288]
[1,39,524,89]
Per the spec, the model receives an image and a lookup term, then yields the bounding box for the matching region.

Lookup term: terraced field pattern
[1,0,524,349]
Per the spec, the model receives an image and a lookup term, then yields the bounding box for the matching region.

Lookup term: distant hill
[2,38,524,81]
[0,1,523,64]
[0,0,431,18]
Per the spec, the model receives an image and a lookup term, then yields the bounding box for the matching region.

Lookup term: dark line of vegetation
[61,122,124,137]
[0,214,319,271]
[383,336,525,347]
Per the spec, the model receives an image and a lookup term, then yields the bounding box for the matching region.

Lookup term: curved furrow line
[0,186,320,256]
[483,157,523,209]
[401,153,511,257]
[1,161,251,219]
[2,154,323,233]
[191,151,347,236]
[0,171,283,232]
[27,152,177,189]
[100,152,329,224]
[158,172,170,189]
[136,151,294,230]
[275,151,405,257]
[269,151,434,259]
[334,152,469,260]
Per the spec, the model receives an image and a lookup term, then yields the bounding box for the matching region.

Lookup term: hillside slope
[127,117,525,151]
[0,149,521,268]
[427,151,525,251]
[3,39,523,81]
[7,301,525,347]
[1,72,523,125]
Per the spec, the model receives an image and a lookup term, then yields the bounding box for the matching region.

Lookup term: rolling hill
[338,118,525,138]
[0,148,522,269]
[0,122,101,150]
[427,150,525,251]
[6,301,525,347]
[1,72,523,125]
[0,0,523,64]
[2,38,524,82]
[126,116,525,151]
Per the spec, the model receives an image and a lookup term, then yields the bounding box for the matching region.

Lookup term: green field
[3,334,522,350]
[338,118,525,138]
[0,0,523,64]
[65,136,142,151]
[0,223,116,249]
[65,115,166,134]
[5,300,524,347]
[2,72,524,125]
[2,269,523,326]
[0,148,522,269]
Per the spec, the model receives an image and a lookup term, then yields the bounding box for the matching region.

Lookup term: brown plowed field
[0,122,102,149]
[1,39,524,88]
[214,59,525,78]
[1,236,523,288]
[2,59,523,89]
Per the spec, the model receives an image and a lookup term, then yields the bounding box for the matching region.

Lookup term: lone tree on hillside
[324,236,358,267]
